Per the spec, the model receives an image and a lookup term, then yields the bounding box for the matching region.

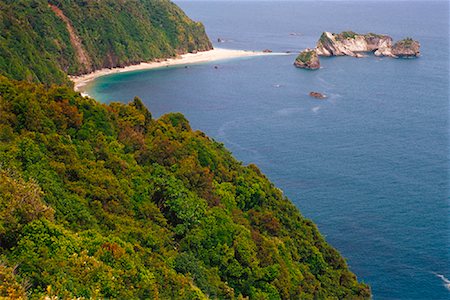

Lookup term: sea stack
[392,38,421,57]
[294,48,320,69]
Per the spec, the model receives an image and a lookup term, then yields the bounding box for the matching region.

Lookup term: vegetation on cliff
[392,38,420,57]
[0,0,212,86]
[294,49,320,70]
[0,76,370,299]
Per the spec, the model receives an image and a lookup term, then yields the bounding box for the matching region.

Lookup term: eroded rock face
[294,32,420,71]
[294,49,320,69]
[316,31,393,57]
[392,38,420,57]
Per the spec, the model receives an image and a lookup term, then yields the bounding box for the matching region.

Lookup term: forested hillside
[0,0,212,85]
[0,76,370,299]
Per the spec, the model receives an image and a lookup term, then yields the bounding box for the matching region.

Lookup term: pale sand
[71,48,282,93]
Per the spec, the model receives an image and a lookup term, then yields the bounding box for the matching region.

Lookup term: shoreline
[71,48,283,94]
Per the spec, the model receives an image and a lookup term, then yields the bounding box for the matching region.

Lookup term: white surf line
[432,272,450,291]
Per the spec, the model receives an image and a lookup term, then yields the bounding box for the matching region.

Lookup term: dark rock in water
[309,92,327,99]
[263,49,273,53]
[214,65,219,69]
[392,38,420,57]
[217,38,224,43]
[294,49,320,70]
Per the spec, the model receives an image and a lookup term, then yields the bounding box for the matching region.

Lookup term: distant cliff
[0,0,212,85]
[316,31,420,58]
[316,31,393,57]
[295,31,420,69]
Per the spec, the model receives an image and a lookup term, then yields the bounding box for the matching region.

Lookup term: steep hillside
[0,0,212,85]
[0,76,370,299]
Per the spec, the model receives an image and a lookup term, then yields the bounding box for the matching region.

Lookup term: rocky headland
[294,31,420,69]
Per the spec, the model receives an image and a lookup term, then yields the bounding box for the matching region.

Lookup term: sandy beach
[71,48,278,93]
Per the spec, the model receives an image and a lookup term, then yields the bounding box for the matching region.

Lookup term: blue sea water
[85,1,449,299]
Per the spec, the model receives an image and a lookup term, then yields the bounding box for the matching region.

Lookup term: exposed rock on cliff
[316,31,393,57]
[294,49,320,69]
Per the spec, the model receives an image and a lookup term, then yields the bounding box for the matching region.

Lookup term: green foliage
[0,262,27,299]
[395,37,415,48]
[331,31,359,41]
[0,76,370,299]
[0,0,212,85]
[364,32,386,39]
[295,50,316,64]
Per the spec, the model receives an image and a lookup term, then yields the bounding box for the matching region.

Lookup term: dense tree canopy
[0,76,370,299]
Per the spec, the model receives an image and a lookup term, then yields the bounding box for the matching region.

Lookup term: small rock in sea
[214,65,219,69]
[185,66,189,68]
[217,38,224,43]
[309,92,327,99]
[262,49,273,53]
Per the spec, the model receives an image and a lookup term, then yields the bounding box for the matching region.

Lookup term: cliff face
[294,48,320,69]
[311,31,420,62]
[316,31,393,57]
[0,0,213,85]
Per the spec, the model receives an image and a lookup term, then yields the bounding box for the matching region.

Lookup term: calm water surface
[86,1,449,299]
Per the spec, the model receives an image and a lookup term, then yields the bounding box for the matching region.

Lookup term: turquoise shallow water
[86,1,449,298]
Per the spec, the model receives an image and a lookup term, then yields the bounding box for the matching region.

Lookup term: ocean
[85,1,449,299]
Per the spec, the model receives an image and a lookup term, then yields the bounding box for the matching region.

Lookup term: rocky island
[294,48,320,69]
[294,31,420,69]
[391,38,421,57]
[316,31,393,57]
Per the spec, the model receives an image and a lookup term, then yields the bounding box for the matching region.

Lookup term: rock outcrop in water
[316,31,393,57]
[309,91,327,99]
[294,31,420,70]
[374,37,421,58]
[316,31,420,58]
[294,48,320,69]
[392,38,421,57]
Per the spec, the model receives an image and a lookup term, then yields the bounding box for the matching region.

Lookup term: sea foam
[433,272,450,291]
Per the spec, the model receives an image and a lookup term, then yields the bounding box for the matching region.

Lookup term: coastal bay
[71,48,278,94]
